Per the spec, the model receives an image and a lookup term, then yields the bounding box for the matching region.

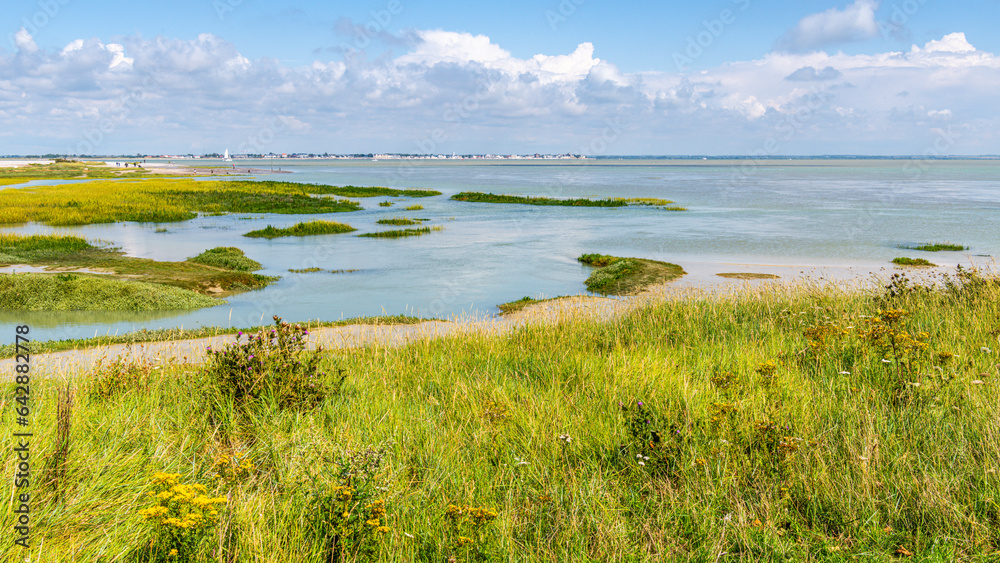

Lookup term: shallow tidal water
[1,158,998,342]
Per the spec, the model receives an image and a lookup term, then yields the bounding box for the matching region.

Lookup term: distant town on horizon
[4,153,1000,161]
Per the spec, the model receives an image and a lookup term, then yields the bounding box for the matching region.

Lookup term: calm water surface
[2,159,997,341]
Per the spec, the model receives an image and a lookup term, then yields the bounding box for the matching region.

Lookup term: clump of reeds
[357,227,433,238]
[243,220,357,239]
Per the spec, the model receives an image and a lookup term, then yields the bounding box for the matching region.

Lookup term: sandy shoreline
[0,159,54,168]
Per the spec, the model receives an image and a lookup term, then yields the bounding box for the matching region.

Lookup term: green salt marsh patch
[376,217,425,226]
[188,247,264,272]
[357,227,438,239]
[0,178,362,226]
[899,242,968,252]
[578,253,685,295]
[0,273,220,311]
[0,234,276,307]
[243,220,357,239]
[451,192,686,210]
[892,257,936,267]
[306,185,441,198]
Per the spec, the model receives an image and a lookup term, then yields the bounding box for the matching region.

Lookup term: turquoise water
[2,159,997,342]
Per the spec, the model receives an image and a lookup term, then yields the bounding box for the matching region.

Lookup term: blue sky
[3,0,1000,155]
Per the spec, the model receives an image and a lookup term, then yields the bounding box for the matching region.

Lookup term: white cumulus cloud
[13,28,38,54]
[777,0,881,52]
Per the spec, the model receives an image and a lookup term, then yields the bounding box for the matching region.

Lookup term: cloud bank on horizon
[2,2,999,156]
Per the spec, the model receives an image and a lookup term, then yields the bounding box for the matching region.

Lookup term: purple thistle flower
[637,401,643,406]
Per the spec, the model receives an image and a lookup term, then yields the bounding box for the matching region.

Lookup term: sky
[2,0,1000,156]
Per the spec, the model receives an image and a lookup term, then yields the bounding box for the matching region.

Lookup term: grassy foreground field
[3,271,1000,561]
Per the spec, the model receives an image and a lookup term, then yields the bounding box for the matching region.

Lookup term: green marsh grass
[892,257,936,267]
[578,253,685,295]
[0,234,276,300]
[0,233,94,263]
[6,271,1000,560]
[376,217,423,226]
[188,247,263,271]
[303,185,441,198]
[451,192,687,210]
[452,192,628,207]
[404,204,424,211]
[358,227,433,239]
[243,220,357,239]
[900,243,968,252]
[0,273,220,311]
[378,201,393,207]
[0,178,362,226]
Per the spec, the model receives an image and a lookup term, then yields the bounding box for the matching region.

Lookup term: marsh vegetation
[304,185,441,198]
[376,218,424,226]
[0,179,362,226]
[243,221,357,239]
[8,271,1000,560]
[0,234,275,309]
[357,227,434,239]
[0,273,220,311]
[899,243,968,252]
[578,253,686,295]
[892,257,936,267]
[451,192,686,210]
